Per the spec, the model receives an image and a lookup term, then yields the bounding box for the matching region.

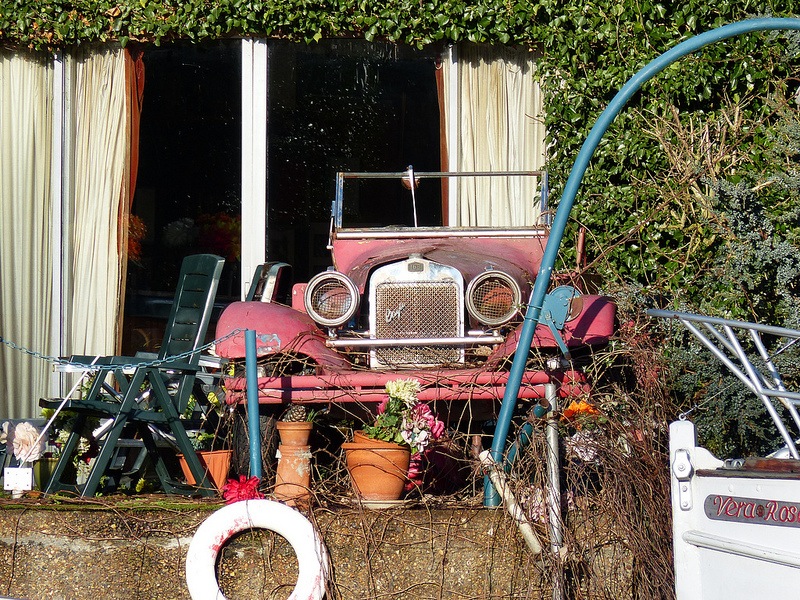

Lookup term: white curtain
[443,45,546,227]
[0,52,54,419]
[66,47,131,357]
[0,46,132,419]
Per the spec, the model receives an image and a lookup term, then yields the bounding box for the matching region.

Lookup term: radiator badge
[704,494,800,528]
[385,302,406,324]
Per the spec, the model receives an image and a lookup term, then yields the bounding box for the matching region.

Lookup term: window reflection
[125,41,241,353]
[267,40,442,279]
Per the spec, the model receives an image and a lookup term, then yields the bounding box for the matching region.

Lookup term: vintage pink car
[214,170,615,424]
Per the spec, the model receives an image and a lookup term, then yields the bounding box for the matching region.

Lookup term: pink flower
[409,403,433,423]
[400,403,445,453]
[429,418,445,440]
[405,452,424,492]
[377,397,389,415]
[222,475,265,504]
[410,403,445,440]
[9,422,45,463]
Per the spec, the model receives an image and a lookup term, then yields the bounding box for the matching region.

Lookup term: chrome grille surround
[368,257,464,368]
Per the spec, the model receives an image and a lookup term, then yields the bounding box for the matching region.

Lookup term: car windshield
[333,170,548,230]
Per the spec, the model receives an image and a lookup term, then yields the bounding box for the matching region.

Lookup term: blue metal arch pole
[245,329,263,479]
[486,17,800,505]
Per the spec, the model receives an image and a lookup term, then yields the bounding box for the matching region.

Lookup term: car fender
[214,301,349,369]
[488,294,616,360]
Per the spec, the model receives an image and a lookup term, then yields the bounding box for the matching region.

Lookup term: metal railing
[649,309,800,459]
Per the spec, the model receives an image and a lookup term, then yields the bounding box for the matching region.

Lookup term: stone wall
[0,500,544,599]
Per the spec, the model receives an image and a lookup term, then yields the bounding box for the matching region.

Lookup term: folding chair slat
[182,271,215,289]
[173,306,203,325]
[166,324,204,358]
[177,288,210,309]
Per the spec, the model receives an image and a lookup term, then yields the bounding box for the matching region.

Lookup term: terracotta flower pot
[342,437,411,501]
[352,430,406,446]
[274,444,313,507]
[276,421,313,446]
[178,449,232,490]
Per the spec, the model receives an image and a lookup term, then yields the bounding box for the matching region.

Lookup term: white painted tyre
[186,499,329,600]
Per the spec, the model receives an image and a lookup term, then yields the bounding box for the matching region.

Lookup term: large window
[124,39,442,349]
[266,40,442,279]
[124,40,542,353]
[124,41,242,353]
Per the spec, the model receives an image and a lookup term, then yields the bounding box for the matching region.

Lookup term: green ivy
[530,2,800,301]
[0,0,545,49]
[519,1,800,456]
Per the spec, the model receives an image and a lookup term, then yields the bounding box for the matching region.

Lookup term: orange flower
[127,214,147,262]
[562,399,600,421]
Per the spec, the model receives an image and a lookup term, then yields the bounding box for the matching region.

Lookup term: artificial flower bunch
[128,214,147,264]
[362,379,445,454]
[222,475,265,504]
[0,421,45,464]
[561,399,600,423]
[196,211,241,262]
[40,408,99,474]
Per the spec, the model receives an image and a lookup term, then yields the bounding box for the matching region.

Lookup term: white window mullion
[240,39,268,300]
[50,52,65,398]
[445,45,459,226]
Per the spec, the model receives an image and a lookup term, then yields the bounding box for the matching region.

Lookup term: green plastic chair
[40,254,225,497]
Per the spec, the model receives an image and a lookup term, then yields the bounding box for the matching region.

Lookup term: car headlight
[304,271,359,327]
[466,271,521,327]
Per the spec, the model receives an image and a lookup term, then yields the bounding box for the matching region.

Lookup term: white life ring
[186,499,329,600]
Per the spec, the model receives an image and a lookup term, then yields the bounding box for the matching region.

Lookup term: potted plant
[38,409,99,488]
[274,404,315,506]
[179,429,233,491]
[179,432,232,490]
[276,404,315,447]
[175,389,233,491]
[342,379,445,501]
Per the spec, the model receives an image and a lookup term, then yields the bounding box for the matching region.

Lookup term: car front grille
[371,275,463,368]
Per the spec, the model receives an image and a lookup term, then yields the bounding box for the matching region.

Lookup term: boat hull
[671,420,800,599]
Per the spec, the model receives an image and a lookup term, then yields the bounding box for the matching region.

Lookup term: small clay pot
[274,444,312,507]
[276,421,313,446]
[178,449,232,489]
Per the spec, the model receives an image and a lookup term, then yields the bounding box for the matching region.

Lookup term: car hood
[331,231,545,291]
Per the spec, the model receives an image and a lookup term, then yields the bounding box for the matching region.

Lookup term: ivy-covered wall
[530,1,800,316]
[523,1,800,457]
[1,0,539,49]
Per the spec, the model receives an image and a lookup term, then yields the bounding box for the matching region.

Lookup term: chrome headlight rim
[465,270,522,327]
[304,271,360,327]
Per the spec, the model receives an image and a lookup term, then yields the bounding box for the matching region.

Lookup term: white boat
[650,310,800,598]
